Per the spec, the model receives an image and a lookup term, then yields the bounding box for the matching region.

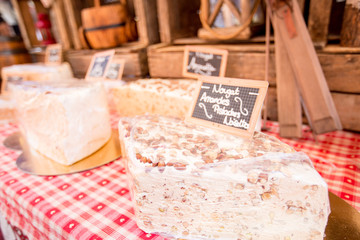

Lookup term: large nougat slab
[1,63,73,92]
[110,79,197,119]
[10,81,111,165]
[119,115,330,240]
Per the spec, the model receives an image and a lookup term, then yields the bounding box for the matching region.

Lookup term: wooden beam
[133,0,160,45]
[156,0,175,43]
[63,0,82,49]
[274,16,302,138]
[308,0,333,47]
[271,0,341,134]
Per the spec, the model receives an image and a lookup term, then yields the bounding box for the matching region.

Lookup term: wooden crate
[11,0,73,50]
[148,43,360,92]
[63,0,159,77]
[157,0,266,43]
[148,43,360,131]
[66,42,148,78]
[63,0,159,50]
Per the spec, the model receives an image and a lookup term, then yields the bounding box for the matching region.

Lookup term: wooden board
[50,0,72,50]
[273,0,342,134]
[274,17,302,138]
[147,43,360,94]
[307,0,333,47]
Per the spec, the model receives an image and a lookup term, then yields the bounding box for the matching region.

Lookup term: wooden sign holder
[265,0,342,137]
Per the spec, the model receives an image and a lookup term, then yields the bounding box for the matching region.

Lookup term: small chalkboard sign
[1,72,26,95]
[105,59,125,80]
[85,50,115,81]
[182,46,228,79]
[186,76,269,138]
[45,44,62,65]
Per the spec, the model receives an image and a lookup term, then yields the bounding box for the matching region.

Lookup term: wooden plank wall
[148,44,360,93]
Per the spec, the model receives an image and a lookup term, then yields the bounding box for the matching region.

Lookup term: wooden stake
[270,0,342,134]
[262,5,271,131]
[274,15,302,138]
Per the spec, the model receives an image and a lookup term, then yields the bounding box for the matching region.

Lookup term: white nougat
[119,115,330,240]
[10,81,111,165]
[109,79,197,119]
[1,62,73,81]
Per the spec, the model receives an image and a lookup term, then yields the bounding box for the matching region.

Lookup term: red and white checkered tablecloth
[0,114,359,240]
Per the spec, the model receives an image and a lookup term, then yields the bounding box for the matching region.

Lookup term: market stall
[0,0,359,239]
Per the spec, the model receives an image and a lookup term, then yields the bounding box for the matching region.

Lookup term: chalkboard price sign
[45,44,62,65]
[105,59,125,80]
[186,76,269,138]
[85,50,115,81]
[182,46,228,79]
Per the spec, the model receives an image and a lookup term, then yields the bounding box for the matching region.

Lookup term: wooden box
[148,42,277,82]
[63,0,159,78]
[148,43,360,131]
[156,0,265,43]
[66,42,148,78]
